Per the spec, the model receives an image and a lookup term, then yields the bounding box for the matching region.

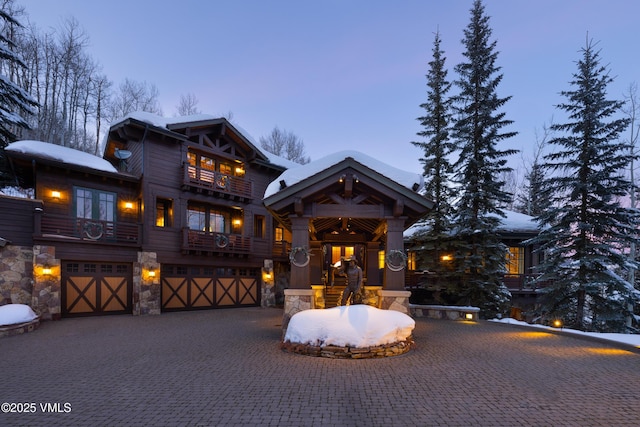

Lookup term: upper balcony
[182,163,253,201]
[182,228,252,256]
[36,213,140,246]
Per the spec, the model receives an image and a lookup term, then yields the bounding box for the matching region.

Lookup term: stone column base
[282,289,314,337]
[378,290,411,314]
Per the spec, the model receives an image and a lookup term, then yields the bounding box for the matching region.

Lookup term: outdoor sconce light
[465,312,474,321]
[124,202,134,210]
[441,254,453,262]
[233,219,242,226]
[148,270,156,278]
[339,174,346,183]
[42,266,52,276]
[552,319,563,328]
[263,271,272,280]
[51,190,61,200]
[235,166,245,176]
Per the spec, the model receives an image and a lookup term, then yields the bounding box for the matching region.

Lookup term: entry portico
[263,151,433,326]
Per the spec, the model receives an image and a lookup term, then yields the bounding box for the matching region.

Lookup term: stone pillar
[282,288,314,337]
[378,289,412,315]
[0,244,33,306]
[261,259,275,308]
[134,251,160,315]
[32,245,61,320]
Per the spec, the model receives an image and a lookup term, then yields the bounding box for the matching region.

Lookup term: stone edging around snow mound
[0,317,40,338]
[280,337,415,359]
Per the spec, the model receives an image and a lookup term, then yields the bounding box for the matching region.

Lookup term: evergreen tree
[531,39,640,332]
[0,7,37,185]
[411,30,455,277]
[449,0,518,318]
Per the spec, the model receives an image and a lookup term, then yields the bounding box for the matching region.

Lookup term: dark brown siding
[0,196,42,246]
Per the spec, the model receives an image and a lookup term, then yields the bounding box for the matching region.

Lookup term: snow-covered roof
[111,111,294,170]
[404,209,539,239]
[496,210,539,233]
[110,111,218,129]
[6,140,118,174]
[264,150,424,198]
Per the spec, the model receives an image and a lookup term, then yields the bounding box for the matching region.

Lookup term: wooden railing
[272,241,291,258]
[183,228,251,254]
[38,214,140,245]
[183,164,252,199]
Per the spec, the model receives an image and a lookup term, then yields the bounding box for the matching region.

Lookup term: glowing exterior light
[441,254,453,262]
[42,267,52,275]
[124,202,134,210]
[552,319,563,328]
[465,313,474,321]
[51,190,61,199]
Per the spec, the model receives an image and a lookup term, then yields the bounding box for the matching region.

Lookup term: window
[275,227,284,242]
[254,215,265,238]
[407,252,417,271]
[506,246,524,276]
[187,205,236,233]
[156,198,172,227]
[74,187,115,222]
[331,246,354,264]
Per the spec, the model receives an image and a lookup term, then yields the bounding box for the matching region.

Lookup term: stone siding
[0,244,33,306]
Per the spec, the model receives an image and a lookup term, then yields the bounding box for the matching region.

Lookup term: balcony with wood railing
[183,164,253,200]
[36,213,140,245]
[182,228,252,255]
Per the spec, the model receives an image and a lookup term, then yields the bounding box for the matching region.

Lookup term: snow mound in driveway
[284,305,415,348]
[0,304,38,326]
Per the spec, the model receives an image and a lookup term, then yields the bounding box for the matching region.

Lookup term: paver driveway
[1,307,639,426]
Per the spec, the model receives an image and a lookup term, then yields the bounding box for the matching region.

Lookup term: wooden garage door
[62,262,132,317]
[161,266,259,311]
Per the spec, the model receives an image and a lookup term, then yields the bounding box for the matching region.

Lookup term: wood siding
[0,196,42,246]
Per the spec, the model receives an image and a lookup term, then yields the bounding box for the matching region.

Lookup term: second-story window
[156,198,172,227]
[187,205,231,233]
[75,187,115,222]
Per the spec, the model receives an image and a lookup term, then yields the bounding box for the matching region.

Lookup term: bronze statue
[338,256,363,306]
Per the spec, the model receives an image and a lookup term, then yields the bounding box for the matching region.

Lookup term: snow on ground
[284,305,415,348]
[0,304,38,326]
[490,318,640,349]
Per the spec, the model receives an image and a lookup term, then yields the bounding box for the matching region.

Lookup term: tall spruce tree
[0,7,37,185]
[450,0,518,318]
[411,30,454,277]
[531,39,640,332]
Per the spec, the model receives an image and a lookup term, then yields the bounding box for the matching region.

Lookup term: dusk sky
[19,0,640,174]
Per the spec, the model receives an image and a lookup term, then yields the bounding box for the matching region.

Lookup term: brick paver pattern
[1,307,639,426]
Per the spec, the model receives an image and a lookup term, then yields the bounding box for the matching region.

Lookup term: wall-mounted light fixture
[235,166,245,176]
[148,270,156,278]
[42,266,52,276]
[124,202,134,210]
[339,174,346,183]
[233,219,242,226]
[441,254,453,262]
[465,312,474,321]
[51,190,61,200]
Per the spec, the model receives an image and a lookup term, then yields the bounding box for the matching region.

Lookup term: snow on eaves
[264,150,424,198]
[6,140,118,174]
[110,111,218,130]
[404,209,539,239]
